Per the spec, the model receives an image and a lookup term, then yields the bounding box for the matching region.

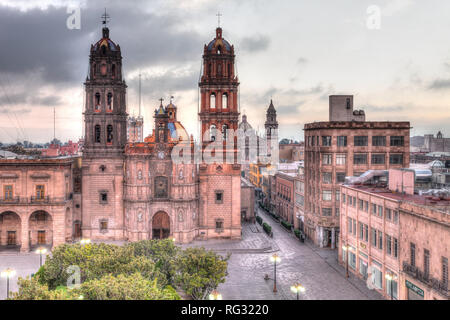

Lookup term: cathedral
[80,24,242,243]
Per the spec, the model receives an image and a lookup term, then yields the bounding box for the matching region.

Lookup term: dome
[168,122,189,142]
[239,114,253,131]
[206,27,232,53]
[92,28,119,52]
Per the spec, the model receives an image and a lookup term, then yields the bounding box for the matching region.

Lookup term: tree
[174,247,229,300]
[10,276,78,300]
[76,273,180,300]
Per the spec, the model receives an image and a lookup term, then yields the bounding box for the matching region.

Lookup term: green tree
[10,276,78,300]
[174,247,229,300]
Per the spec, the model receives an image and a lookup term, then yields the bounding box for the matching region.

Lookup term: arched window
[217,63,222,76]
[101,45,106,55]
[210,125,217,142]
[107,125,113,143]
[222,124,228,141]
[210,93,216,109]
[107,92,113,110]
[207,63,211,77]
[217,46,222,55]
[95,125,101,143]
[95,92,101,110]
[227,63,231,77]
[112,64,116,78]
[222,93,228,109]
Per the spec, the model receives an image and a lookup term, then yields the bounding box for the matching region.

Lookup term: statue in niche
[178,210,184,222]
[137,211,143,222]
[179,168,183,180]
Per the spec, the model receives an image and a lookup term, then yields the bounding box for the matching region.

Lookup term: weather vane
[101,8,110,26]
[216,11,222,27]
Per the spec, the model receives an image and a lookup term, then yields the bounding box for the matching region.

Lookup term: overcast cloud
[0,0,450,143]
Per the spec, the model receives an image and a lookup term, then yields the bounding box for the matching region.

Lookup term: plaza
[0,204,382,300]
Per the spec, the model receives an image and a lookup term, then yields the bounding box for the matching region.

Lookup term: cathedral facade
[80,25,242,243]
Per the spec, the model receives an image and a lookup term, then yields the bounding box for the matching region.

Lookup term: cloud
[239,34,270,53]
[297,57,308,64]
[363,104,405,112]
[428,79,450,90]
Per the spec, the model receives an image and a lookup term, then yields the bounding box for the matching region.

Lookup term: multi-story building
[340,168,449,300]
[304,95,410,248]
[0,158,76,252]
[279,141,304,163]
[294,163,305,231]
[274,172,295,225]
[399,199,449,300]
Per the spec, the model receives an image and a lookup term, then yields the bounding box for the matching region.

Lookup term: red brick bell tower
[198,26,242,240]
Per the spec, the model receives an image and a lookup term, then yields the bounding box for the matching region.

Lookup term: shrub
[281,220,292,230]
[262,222,272,235]
[294,229,301,239]
[256,216,263,225]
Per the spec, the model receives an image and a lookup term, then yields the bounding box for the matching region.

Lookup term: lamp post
[290,283,305,300]
[270,254,281,293]
[35,247,47,267]
[385,273,398,300]
[1,268,16,299]
[208,290,222,300]
[80,238,91,245]
[342,244,350,278]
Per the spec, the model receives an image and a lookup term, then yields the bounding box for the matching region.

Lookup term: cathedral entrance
[151,211,170,240]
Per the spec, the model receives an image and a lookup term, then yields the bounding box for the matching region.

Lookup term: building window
[322,154,332,165]
[371,228,377,247]
[349,251,356,269]
[348,217,352,234]
[358,199,364,210]
[100,219,108,233]
[378,231,383,250]
[378,205,383,218]
[389,154,403,164]
[442,257,448,285]
[322,208,332,216]
[222,93,228,109]
[410,243,416,267]
[393,238,398,258]
[336,172,346,183]
[337,136,347,147]
[359,222,364,240]
[424,249,430,278]
[373,266,383,289]
[335,190,340,202]
[36,185,45,200]
[386,235,392,255]
[222,124,228,140]
[107,125,113,143]
[95,92,101,109]
[372,136,386,146]
[364,225,368,242]
[215,219,224,233]
[95,125,101,143]
[386,208,392,220]
[364,201,369,212]
[354,136,368,146]
[210,93,216,109]
[210,125,217,142]
[372,204,377,215]
[322,190,332,201]
[371,154,386,164]
[359,259,368,279]
[342,194,346,204]
[4,185,13,200]
[354,154,368,165]
[390,136,404,146]
[215,191,223,204]
[335,207,340,216]
[386,272,398,299]
[107,92,113,110]
[322,172,332,184]
[154,176,169,198]
[322,136,332,146]
[336,154,346,165]
[99,191,108,204]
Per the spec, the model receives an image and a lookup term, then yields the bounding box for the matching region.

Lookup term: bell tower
[198,25,241,240]
[81,18,126,241]
[265,99,278,157]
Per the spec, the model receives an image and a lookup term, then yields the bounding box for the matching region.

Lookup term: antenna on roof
[138,72,142,117]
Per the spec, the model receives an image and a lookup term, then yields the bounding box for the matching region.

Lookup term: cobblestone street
[0,205,383,300]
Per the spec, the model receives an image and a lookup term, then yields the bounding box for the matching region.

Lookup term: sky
[0,0,450,143]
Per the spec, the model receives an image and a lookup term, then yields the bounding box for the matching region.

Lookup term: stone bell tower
[198,25,241,240]
[81,21,127,240]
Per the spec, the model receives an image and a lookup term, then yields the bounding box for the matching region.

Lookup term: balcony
[0,197,20,204]
[403,262,449,298]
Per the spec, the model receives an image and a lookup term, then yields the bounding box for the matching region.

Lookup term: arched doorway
[151,211,170,240]
[29,211,53,248]
[0,211,21,250]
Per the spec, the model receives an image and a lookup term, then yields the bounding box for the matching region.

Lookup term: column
[20,214,29,253]
[318,226,323,248]
[331,227,336,249]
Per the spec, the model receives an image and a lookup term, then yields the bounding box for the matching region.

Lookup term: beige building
[304,95,410,248]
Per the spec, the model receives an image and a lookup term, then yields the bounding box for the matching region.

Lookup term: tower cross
[216,12,222,27]
[159,97,164,106]
[101,8,110,26]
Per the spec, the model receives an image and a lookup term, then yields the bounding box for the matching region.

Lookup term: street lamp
[80,238,91,245]
[290,283,306,300]
[35,247,47,267]
[385,272,398,300]
[1,268,16,299]
[208,290,222,300]
[270,253,281,293]
[342,244,351,278]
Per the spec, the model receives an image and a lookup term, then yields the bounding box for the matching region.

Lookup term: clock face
[158,151,165,159]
